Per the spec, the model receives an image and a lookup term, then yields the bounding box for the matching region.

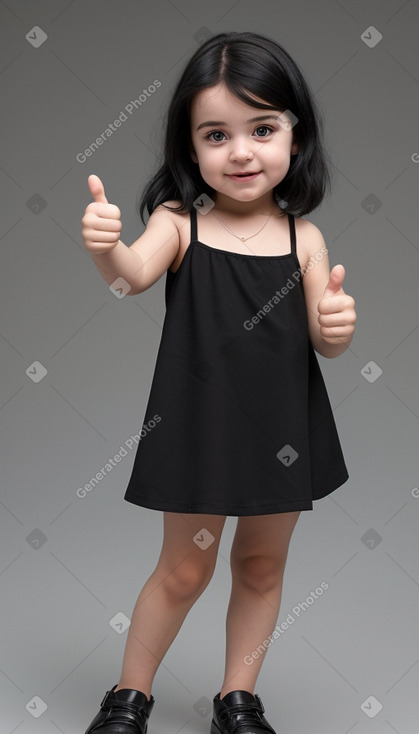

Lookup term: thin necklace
[210,206,276,242]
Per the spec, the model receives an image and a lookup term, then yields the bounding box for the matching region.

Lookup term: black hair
[138,31,333,223]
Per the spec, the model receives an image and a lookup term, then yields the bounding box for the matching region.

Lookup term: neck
[212,192,279,217]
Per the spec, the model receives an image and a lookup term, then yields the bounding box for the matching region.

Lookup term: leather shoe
[211,690,277,734]
[85,683,155,733]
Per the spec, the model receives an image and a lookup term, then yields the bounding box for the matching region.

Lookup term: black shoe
[211,690,277,734]
[85,683,155,733]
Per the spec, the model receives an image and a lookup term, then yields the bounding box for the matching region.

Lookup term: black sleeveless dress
[124,207,349,515]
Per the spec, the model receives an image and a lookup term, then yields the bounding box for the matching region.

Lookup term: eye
[254,125,273,137]
[204,125,274,142]
[205,130,226,142]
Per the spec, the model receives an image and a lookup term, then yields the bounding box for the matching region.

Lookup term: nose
[229,136,254,162]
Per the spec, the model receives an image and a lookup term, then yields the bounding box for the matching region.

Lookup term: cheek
[197,148,223,173]
[264,142,293,168]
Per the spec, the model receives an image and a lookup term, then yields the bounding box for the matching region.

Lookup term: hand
[317,264,357,345]
[81,174,122,254]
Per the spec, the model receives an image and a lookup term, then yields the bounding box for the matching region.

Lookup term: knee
[161,558,215,603]
[232,555,284,595]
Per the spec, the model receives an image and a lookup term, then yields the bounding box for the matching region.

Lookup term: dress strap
[191,205,296,254]
[190,207,197,242]
[287,213,296,255]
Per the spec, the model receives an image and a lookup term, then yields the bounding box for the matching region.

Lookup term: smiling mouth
[227,171,261,178]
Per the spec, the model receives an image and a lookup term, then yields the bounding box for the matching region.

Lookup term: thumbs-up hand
[81,174,122,254]
[317,264,356,345]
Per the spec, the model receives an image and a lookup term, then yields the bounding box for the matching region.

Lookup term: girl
[81,30,356,734]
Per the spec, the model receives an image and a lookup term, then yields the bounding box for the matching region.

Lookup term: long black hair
[138,31,333,223]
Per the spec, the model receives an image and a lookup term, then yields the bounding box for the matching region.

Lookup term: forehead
[190,83,271,122]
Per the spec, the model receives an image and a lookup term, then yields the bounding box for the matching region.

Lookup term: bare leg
[219,511,301,698]
[114,511,227,699]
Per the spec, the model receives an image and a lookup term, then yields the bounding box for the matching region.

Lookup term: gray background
[1,0,418,732]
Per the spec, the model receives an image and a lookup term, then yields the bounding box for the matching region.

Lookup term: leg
[115,511,227,698]
[219,511,301,699]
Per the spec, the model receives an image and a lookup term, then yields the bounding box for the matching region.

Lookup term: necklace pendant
[241,236,246,241]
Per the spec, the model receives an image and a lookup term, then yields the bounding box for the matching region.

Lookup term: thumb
[88,174,108,204]
[323,264,345,298]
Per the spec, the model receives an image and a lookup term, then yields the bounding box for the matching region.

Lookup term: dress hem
[124,469,349,517]
[311,469,349,501]
[123,467,349,515]
[123,492,314,515]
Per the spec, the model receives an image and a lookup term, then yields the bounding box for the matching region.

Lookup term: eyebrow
[196,115,280,131]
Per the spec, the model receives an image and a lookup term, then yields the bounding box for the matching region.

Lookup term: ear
[190,146,198,164]
[291,140,298,156]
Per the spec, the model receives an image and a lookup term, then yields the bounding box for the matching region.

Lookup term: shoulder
[151,200,189,229]
[293,216,328,268]
[293,215,325,245]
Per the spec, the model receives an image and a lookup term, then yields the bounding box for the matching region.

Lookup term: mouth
[227,171,261,181]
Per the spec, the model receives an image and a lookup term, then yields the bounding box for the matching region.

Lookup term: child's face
[189,82,298,207]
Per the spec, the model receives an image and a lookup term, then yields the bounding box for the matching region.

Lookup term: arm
[82,175,180,295]
[298,220,357,359]
[91,207,180,295]
[90,239,145,291]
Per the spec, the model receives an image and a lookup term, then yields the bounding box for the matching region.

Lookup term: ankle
[219,686,255,700]
[114,684,152,700]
